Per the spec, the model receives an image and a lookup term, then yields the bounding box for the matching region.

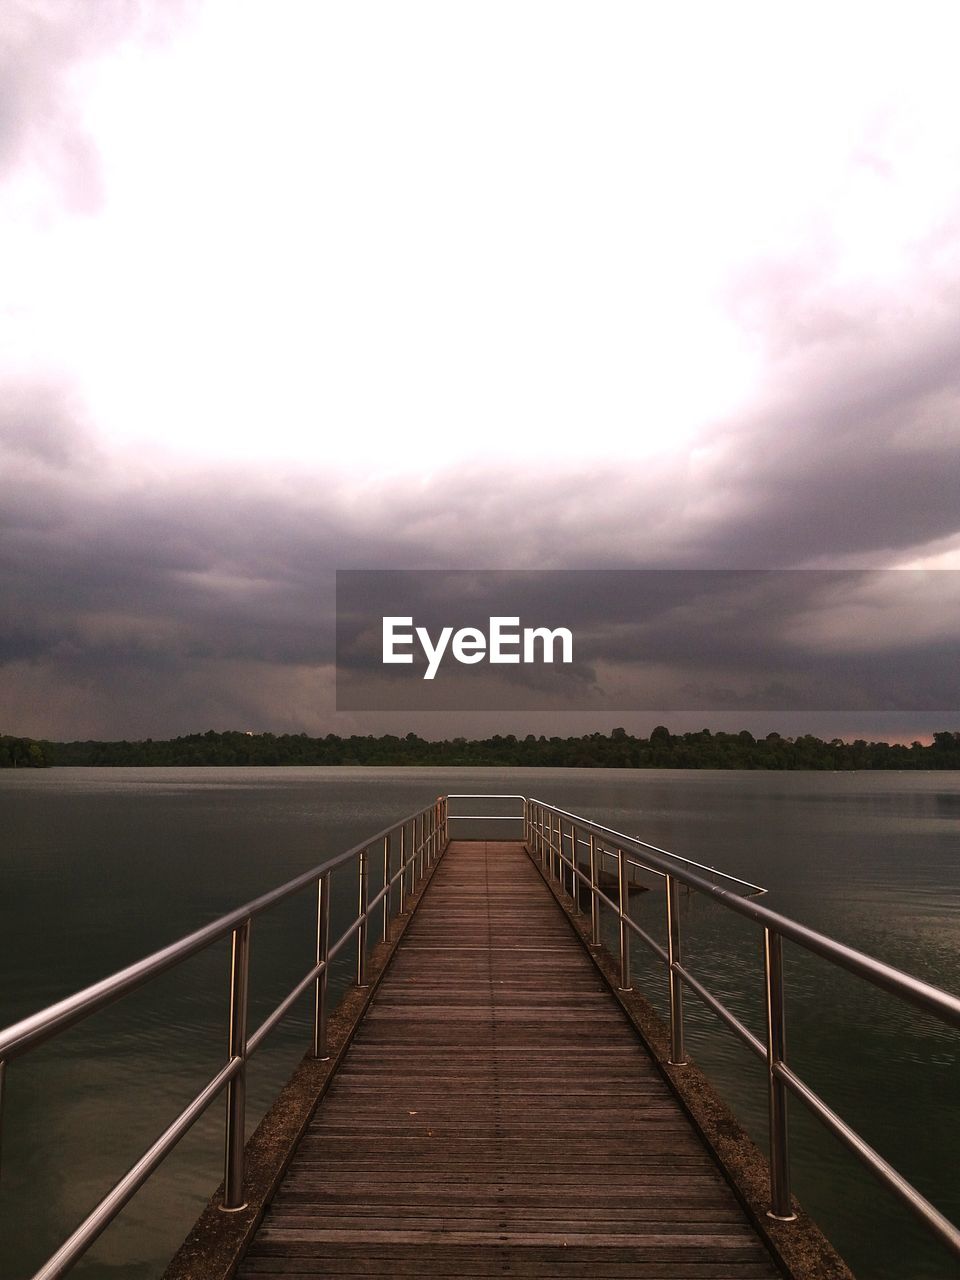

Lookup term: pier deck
[237,841,781,1278]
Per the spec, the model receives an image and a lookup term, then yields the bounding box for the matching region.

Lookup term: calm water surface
[1,767,958,1278]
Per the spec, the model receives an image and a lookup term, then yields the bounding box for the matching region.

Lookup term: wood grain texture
[237,842,781,1279]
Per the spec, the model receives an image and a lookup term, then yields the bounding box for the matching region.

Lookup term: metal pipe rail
[0,795,449,1280]
[534,797,767,895]
[445,792,528,821]
[524,796,960,1261]
[3,791,959,1273]
[447,792,768,894]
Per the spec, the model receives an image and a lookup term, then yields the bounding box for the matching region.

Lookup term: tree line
[5,726,960,769]
[0,736,52,768]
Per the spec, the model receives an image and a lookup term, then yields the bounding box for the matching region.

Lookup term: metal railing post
[617,849,632,991]
[665,875,686,1065]
[398,823,406,913]
[313,872,331,1059]
[764,928,796,1221]
[222,917,251,1210]
[564,821,572,903]
[0,1057,6,1186]
[382,834,391,942]
[570,825,579,911]
[563,819,570,901]
[357,849,369,986]
[589,834,600,946]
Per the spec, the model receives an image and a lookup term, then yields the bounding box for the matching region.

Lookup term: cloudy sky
[1,0,959,742]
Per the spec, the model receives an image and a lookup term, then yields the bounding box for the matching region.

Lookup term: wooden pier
[235,841,782,1278]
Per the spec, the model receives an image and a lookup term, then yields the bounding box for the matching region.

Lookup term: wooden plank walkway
[237,841,782,1278]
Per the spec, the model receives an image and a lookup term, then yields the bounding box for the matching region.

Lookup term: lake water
[1,767,958,1278]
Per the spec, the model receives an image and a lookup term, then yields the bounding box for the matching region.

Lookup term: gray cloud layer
[1,343,958,738]
[2,3,959,739]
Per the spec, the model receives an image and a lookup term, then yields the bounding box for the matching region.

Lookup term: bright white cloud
[3,1,960,473]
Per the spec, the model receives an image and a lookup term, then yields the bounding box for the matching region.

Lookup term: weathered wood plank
[236,841,781,1278]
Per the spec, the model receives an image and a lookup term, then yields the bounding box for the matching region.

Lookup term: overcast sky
[1,1,959,742]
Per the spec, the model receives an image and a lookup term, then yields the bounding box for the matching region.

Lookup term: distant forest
[4,727,960,770]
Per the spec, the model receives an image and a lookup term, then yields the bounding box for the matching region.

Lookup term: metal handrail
[447,793,527,802]
[524,796,960,1260]
[531,797,767,895]
[0,800,442,1063]
[445,792,527,820]
[2,791,958,1273]
[0,794,450,1280]
[449,793,767,894]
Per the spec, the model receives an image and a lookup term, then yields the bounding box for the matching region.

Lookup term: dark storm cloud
[705,242,960,564]
[1,375,958,737]
[3,208,960,739]
[2,7,958,741]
